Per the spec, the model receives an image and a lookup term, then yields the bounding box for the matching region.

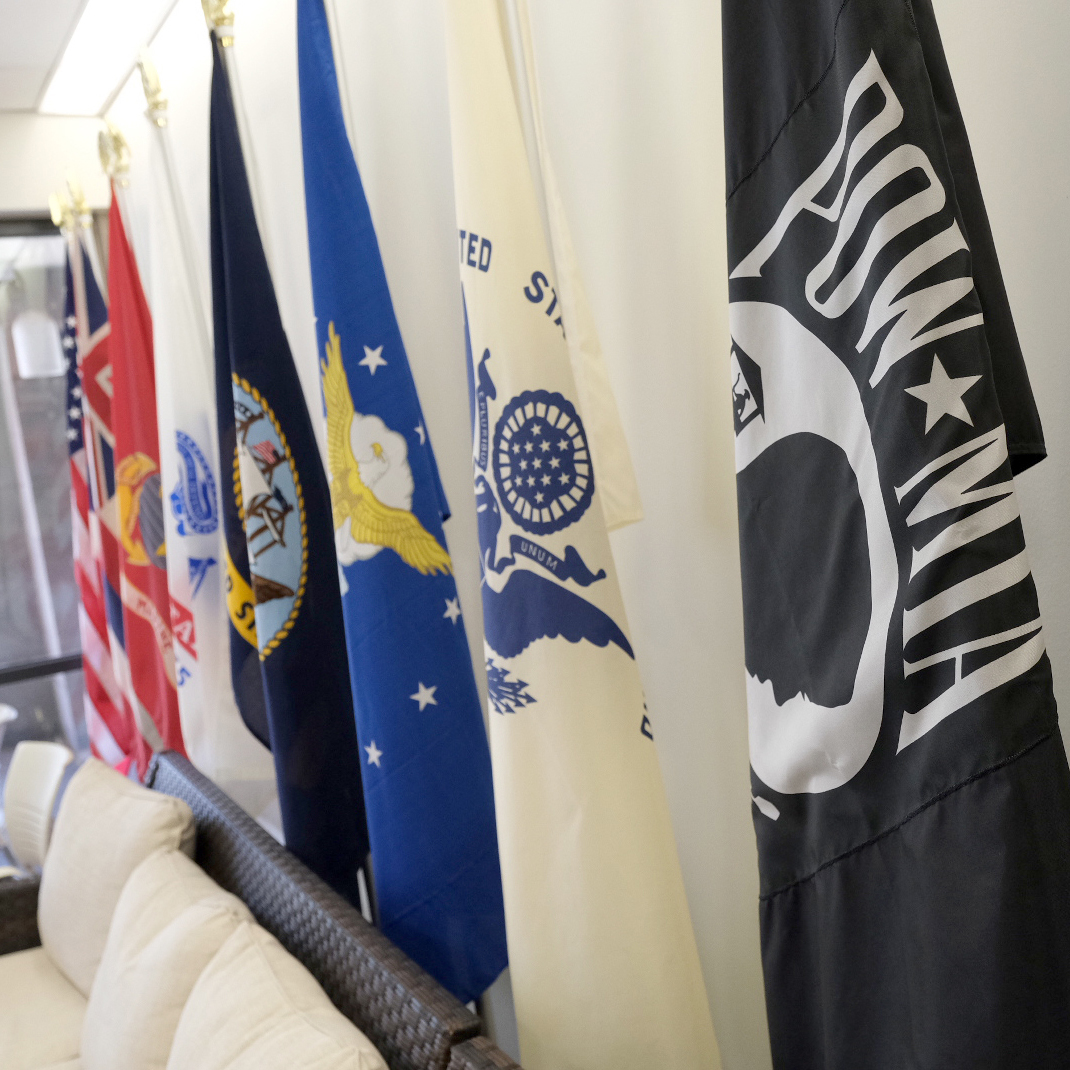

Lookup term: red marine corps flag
[721,0,1070,1067]
[107,188,187,771]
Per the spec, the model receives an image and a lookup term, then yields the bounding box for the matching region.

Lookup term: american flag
[251,439,279,466]
[62,312,82,454]
[64,242,134,771]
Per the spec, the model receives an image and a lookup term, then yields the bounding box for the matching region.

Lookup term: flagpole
[137,49,214,374]
[201,0,277,280]
[67,175,107,304]
[53,194,90,354]
[98,121,134,227]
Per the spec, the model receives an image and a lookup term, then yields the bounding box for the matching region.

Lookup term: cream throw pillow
[0,946,86,1070]
[38,758,196,996]
[166,922,388,1070]
[81,848,252,1070]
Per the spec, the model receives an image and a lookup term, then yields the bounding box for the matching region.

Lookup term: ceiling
[0,0,86,111]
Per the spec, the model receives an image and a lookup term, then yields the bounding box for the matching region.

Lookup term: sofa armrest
[447,1037,522,1070]
[148,752,481,1070]
[0,875,41,956]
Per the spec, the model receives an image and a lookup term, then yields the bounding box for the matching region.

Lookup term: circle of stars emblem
[492,389,594,536]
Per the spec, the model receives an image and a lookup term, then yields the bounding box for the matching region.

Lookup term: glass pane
[0,668,89,778]
[0,668,87,868]
[0,233,88,755]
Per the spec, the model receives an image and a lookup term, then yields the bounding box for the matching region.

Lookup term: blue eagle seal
[171,431,219,536]
[492,389,594,535]
[466,338,634,673]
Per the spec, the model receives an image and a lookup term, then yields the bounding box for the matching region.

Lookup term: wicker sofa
[0,751,520,1070]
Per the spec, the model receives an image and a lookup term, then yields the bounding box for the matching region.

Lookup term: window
[0,224,90,769]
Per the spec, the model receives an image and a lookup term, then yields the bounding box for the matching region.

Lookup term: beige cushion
[35,1062,82,1069]
[81,849,252,1070]
[38,758,195,997]
[166,922,387,1070]
[0,946,86,1070]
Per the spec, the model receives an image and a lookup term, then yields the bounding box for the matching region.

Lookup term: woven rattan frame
[0,876,40,956]
[447,1036,523,1070]
[146,751,480,1070]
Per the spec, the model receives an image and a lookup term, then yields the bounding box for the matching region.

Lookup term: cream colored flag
[511,0,642,532]
[145,91,276,812]
[445,2,720,1067]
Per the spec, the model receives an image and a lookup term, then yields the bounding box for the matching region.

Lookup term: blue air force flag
[297,0,506,1002]
[722,0,1070,1065]
[209,30,369,901]
[445,3,719,1068]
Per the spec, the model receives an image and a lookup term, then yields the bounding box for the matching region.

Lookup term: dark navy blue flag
[297,0,506,1001]
[209,31,369,901]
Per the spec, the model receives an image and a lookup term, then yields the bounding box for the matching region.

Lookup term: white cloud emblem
[335,413,415,565]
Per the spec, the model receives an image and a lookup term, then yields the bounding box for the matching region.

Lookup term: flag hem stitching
[725,0,858,204]
[758,730,1054,901]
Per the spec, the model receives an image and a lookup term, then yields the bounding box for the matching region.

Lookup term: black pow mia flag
[722,1,1070,1067]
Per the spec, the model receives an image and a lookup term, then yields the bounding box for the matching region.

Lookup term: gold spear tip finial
[98,121,132,186]
[201,0,235,46]
[66,172,90,217]
[137,47,169,127]
[49,192,75,232]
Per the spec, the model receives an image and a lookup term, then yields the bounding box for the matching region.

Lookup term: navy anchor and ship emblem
[230,376,308,658]
[467,339,633,713]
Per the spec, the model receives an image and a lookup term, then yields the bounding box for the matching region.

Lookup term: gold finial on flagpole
[201,0,235,47]
[137,47,168,127]
[98,121,132,187]
[66,171,106,296]
[49,192,75,234]
[66,173,93,229]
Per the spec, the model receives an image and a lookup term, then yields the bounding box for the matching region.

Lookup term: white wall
[932,0,1070,740]
[3,2,1067,1069]
[0,114,109,213]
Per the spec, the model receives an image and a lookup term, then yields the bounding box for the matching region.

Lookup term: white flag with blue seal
[445,2,720,1067]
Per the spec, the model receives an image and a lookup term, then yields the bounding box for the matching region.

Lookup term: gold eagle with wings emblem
[116,452,162,567]
[321,322,451,576]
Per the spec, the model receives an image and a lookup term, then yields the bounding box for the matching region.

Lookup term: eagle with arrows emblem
[321,322,452,575]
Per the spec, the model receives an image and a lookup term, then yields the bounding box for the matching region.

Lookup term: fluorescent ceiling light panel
[39,0,175,116]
